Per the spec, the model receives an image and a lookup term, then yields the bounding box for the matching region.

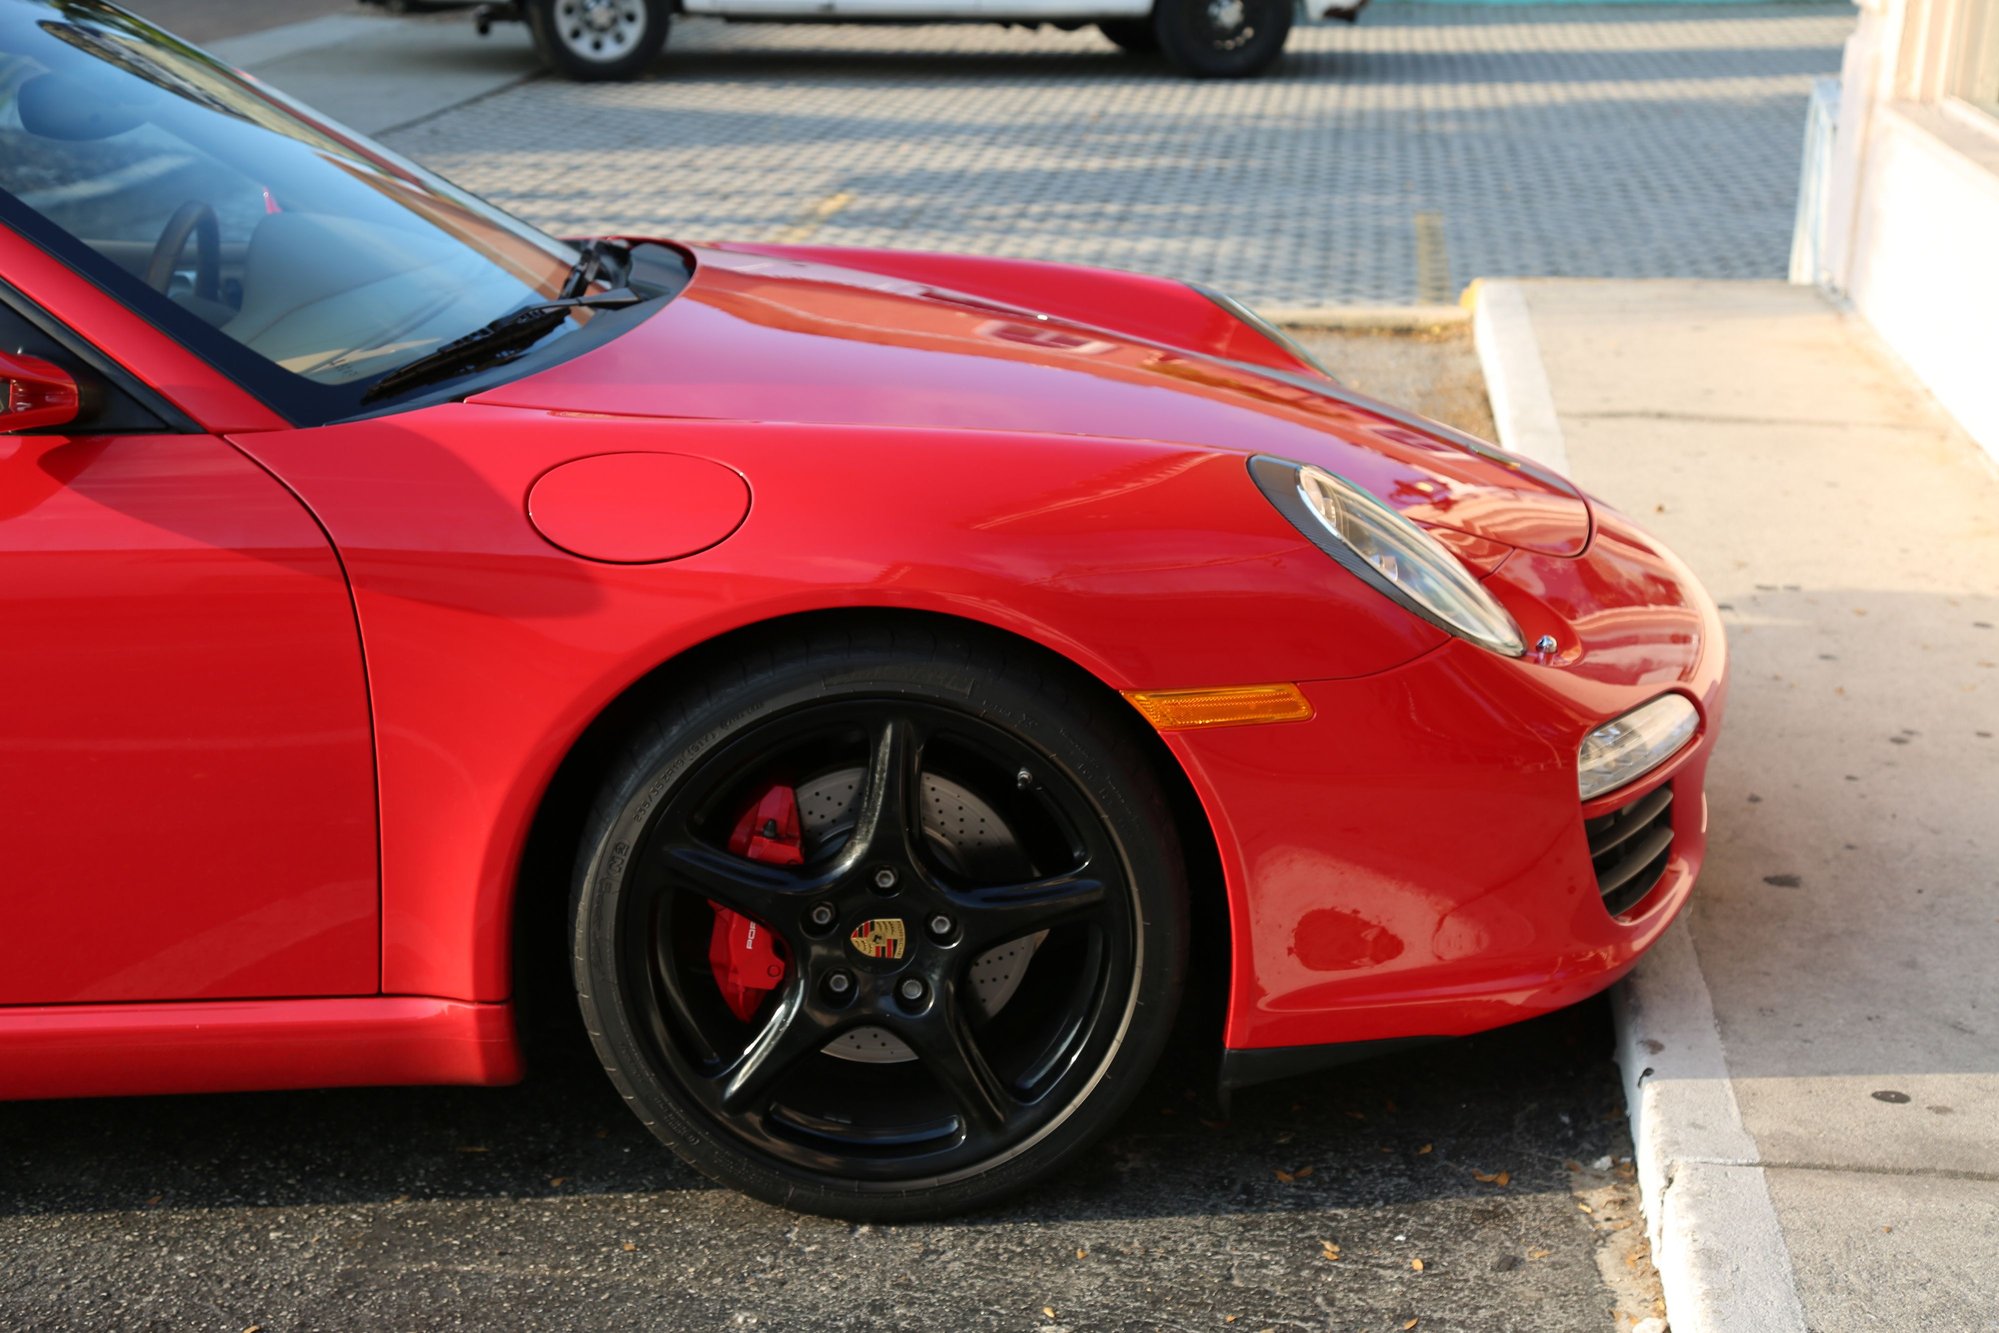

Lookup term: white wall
[1844,106,1999,461]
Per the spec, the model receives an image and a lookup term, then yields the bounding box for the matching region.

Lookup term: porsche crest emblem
[848,917,908,960]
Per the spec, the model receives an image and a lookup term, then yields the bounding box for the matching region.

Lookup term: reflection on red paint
[1292,907,1407,972]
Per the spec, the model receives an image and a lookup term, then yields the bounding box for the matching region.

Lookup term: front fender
[230,402,1446,1002]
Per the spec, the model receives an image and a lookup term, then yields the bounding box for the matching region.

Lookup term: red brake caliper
[707,784,800,1022]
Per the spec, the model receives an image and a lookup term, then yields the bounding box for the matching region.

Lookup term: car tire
[1153,0,1292,77]
[571,624,1189,1219]
[526,0,670,81]
[1097,18,1160,53]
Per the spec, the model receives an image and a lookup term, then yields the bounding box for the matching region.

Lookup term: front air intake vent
[1585,785,1675,917]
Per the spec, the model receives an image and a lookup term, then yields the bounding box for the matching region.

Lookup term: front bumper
[1166,504,1728,1058]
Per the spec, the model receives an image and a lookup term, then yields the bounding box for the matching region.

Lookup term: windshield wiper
[560,237,631,299]
[361,287,645,404]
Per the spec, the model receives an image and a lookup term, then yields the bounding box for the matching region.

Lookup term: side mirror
[1,351,80,434]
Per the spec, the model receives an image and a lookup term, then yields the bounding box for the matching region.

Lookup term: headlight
[1249,455,1526,657]
[1191,284,1339,381]
[1577,695,1698,800]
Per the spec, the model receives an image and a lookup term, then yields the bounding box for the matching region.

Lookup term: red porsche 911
[0,0,1725,1218]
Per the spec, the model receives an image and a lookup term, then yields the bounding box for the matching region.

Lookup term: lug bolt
[898,977,927,1003]
[826,971,853,997]
[808,903,835,928]
[873,867,898,891]
[928,913,953,938]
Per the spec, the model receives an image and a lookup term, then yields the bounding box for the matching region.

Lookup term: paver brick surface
[387,5,1853,306]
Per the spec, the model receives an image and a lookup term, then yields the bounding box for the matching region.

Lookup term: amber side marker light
[1122,684,1315,731]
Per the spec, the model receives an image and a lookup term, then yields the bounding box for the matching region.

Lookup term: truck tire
[527,0,671,81]
[1153,0,1291,77]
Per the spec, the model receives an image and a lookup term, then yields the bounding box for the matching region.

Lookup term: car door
[0,289,379,1004]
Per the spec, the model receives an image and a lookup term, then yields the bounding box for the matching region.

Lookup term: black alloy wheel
[1154,0,1293,78]
[572,628,1188,1218]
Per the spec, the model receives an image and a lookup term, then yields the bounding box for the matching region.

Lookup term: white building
[1802,0,1999,460]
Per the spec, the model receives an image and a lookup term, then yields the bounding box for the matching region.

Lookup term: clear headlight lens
[1191,284,1339,380]
[1249,456,1526,657]
[1577,695,1698,801]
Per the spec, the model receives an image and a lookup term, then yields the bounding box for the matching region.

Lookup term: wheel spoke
[908,990,1014,1134]
[648,913,721,1064]
[953,867,1108,948]
[658,840,816,922]
[844,715,925,865]
[716,989,838,1114]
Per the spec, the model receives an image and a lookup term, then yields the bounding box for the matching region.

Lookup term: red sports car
[0,0,1725,1218]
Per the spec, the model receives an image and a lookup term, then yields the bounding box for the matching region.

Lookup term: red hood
[471,245,1590,556]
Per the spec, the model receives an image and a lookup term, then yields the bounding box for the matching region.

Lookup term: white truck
[379,0,1371,81]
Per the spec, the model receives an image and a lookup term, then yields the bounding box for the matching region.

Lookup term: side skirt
[0,996,521,1101]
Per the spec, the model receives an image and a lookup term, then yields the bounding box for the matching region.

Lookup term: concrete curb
[1614,921,1809,1333]
[1464,279,1571,474]
[1470,280,1812,1333]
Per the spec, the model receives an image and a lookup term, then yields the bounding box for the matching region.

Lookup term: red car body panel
[705,241,1327,378]
[0,219,1727,1098]
[0,428,379,1006]
[226,407,1448,1002]
[1174,508,1727,1049]
[471,246,1593,557]
[0,998,518,1100]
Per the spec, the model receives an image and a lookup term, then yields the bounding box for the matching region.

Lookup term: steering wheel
[144,201,221,303]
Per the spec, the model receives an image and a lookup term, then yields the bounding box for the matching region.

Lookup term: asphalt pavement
[1,1001,1654,1331]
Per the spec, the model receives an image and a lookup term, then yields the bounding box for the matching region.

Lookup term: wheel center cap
[848,916,909,961]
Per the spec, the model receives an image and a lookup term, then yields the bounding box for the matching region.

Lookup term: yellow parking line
[1414,211,1451,306]
[774,190,855,244]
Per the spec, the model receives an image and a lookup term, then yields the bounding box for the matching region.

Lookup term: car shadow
[0,996,1630,1225]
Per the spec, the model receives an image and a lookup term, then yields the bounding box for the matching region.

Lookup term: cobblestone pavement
[385,5,1853,306]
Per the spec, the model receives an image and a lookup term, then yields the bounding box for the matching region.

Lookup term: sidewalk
[1474,279,1999,1333]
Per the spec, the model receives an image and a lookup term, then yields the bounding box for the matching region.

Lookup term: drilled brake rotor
[793,767,1046,1064]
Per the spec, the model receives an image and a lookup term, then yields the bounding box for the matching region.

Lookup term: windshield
[0,0,623,417]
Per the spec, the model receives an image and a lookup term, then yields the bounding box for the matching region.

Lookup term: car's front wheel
[1153,0,1292,77]
[571,628,1188,1218]
[526,0,670,81]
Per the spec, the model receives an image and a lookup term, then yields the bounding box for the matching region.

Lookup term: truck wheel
[1097,19,1159,53]
[1153,0,1291,77]
[527,0,670,81]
